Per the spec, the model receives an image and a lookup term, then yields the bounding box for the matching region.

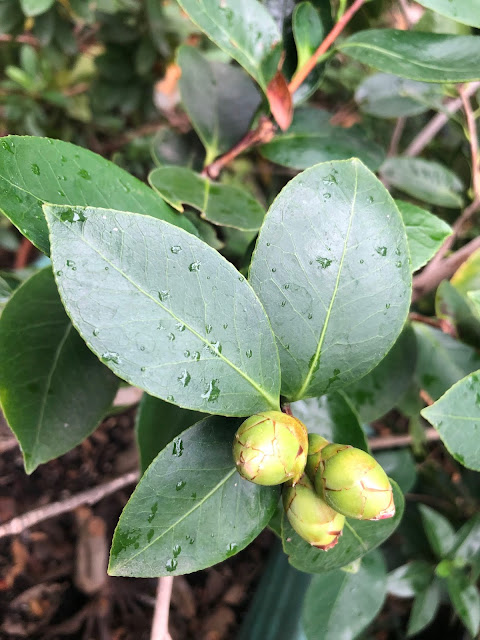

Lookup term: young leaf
[177,46,261,164]
[447,573,480,637]
[20,0,54,17]
[260,108,385,171]
[387,561,434,598]
[291,392,369,452]
[451,248,480,295]
[291,2,326,103]
[302,551,387,640]
[266,71,293,131]
[339,30,480,83]
[468,291,480,320]
[415,0,480,29]
[282,481,404,574]
[0,267,119,473]
[346,324,417,423]
[149,166,265,231]
[381,158,464,209]
[109,416,279,577]
[175,0,282,91]
[0,136,195,255]
[419,505,456,559]
[136,393,204,474]
[421,370,480,471]
[44,204,281,416]
[395,201,452,273]
[407,580,441,637]
[436,281,480,348]
[249,159,411,401]
[452,515,480,569]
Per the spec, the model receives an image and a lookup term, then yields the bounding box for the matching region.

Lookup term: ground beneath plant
[0,408,274,640]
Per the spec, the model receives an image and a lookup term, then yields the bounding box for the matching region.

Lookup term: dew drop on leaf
[189,261,201,272]
[78,168,91,180]
[31,163,40,175]
[172,437,184,457]
[158,290,170,302]
[201,379,220,403]
[102,351,121,364]
[376,246,387,257]
[176,480,186,491]
[246,349,253,358]
[170,245,182,254]
[316,257,332,269]
[178,370,191,387]
[165,559,178,572]
[205,324,213,334]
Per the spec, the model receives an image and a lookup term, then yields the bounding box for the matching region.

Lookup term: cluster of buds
[233,413,395,550]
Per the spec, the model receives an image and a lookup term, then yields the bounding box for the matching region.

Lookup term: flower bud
[316,444,395,521]
[233,411,308,486]
[283,474,345,550]
[305,433,329,482]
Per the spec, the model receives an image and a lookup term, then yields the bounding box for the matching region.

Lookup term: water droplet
[359,259,364,264]
[173,544,182,557]
[57,190,66,197]
[141,366,146,372]
[1,140,14,153]
[61,155,67,163]
[31,163,40,175]
[223,323,228,329]
[238,275,245,282]
[176,480,186,491]
[281,301,286,307]
[148,503,158,523]
[119,179,130,193]
[367,195,374,203]
[190,493,197,500]
[376,246,387,257]
[184,350,190,358]
[66,259,75,267]
[226,542,238,556]
[60,208,86,223]
[186,535,195,544]
[176,322,185,332]
[189,261,201,272]
[385,303,391,309]
[246,349,253,358]
[56,270,63,276]
[205,324,213,334]
[158,290,170,302]
[168,333,175,341]
[102,351,121,364]
[308,313,313,319]
[170,245,182,254]
[395,261,402,268]
[266,242,271,247]
[178,370,191,387]
[191,351,201,361]
[284,283,290,290]
[395,248,401,256]
[316,256,332,269]
[272,267,277,273]
[201,379,220,403]
[78,168,91,180]
[105,266,109,271]
[323,173,337,185]
[167,395,175,402]
[172,437,184,457]
[165,559,178,572]
[323,192,331,200]
[93,329,100,337]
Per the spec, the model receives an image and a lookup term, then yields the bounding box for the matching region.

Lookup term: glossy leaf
[375,449,416,494]
[282,481,404,574]
[151,128,205,171]
[469,291,480,320]
[407,580,441,637]
[149,166,265,231]
[291,2,325,103]
[175,0,282,91]
[413,323,480,400]
[136,393,204,474]
[452,515,480,567]
[451,248,480,295]
[0,136,195,255]
[419,505,456,558]
[0,267,119,473]
[291,392,369,452]
[381,158,463,209]
[45,204,281,416]
[421,370,480,471]
[395,201,452,273]
[177,46,261,163]
[447,574,480,637]
[249,159,411,401]
[20,0,54,17]
[302,551,387,640]
[436,281,480,348]
[260,108,385,171]
[355,73,443,119]
[109,416,279,577]
[339,30,480,83]
[346,324,417,423]
[415,0,480,29]
[387,561,434,598]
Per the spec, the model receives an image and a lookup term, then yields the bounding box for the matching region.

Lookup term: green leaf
[413,323,480,401]
[291,2,326,103]
[136,393,204,474]
[302,551,387,640]
[355,73,443,119]
[375,449,417,494]
[249,159,411,401]
[447,573,480,637]
[149,166,265,231]
[395,201,452,273]
[20,0,54,17]
[109,415,279,576]
[407,580,441,637]
[339,30,480,83]
[44,204,281,416]
[451,248,480,295]
[0,267,119,473]
[346,324,417,423]
[419,505,456,558]
[260,108,385,172]
[177,46,261,164]
[175,0,282,91]
[387,561,434,598]
[282,480,404,574]
[436,281,480,348]
[151,128,205,171]
[0,136,195,255]
[452,515,480,570]
[415,0,480,29]
[381,158,463,209]
[421,370,480,471]
[469,291,480,320]
[291,392,369,452]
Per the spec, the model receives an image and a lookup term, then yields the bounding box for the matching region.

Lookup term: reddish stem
[14,237,34,269]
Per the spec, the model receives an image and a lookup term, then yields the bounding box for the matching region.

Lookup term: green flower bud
[233,411,308,486]
[305,433,329,482]
[283,474,345,550]
[315,444,395,521]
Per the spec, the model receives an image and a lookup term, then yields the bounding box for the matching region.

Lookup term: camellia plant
[1,0,480,638]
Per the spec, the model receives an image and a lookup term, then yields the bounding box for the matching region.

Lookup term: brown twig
[288,0,366,94]
[388,117,406,157]
[14,237,34,269]
[0,471,139,539]
[368,427,440,451]
[460,85,480,201]
[150,577,174,640]
[409,312,456,336]
[0,33,41,48]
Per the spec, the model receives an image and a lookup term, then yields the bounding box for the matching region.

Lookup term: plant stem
[388,117,406,156]
[288,0,366,95]
[150,577,174,640]
[460,85,480,201]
